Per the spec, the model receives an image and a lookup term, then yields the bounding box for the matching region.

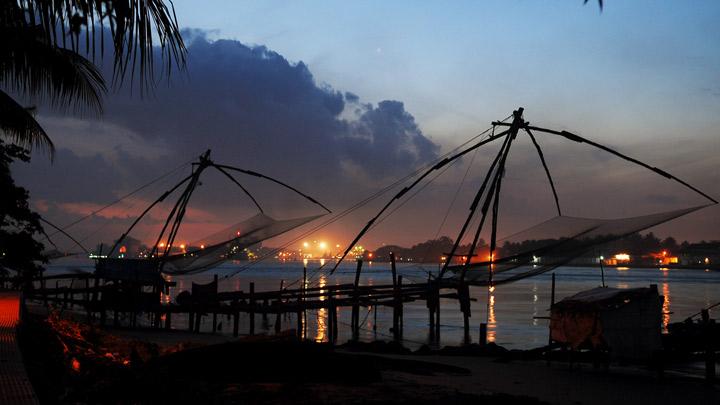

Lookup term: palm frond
[0,89,54,159]
[583,0,603,11]
[15,0,187,92]
[0,24,107,115]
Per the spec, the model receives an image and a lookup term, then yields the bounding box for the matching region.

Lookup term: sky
[11,0,720,253]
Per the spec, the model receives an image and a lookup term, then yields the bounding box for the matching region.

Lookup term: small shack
[550,285,663,360]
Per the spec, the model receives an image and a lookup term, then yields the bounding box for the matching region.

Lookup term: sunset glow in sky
[13,1,720,251]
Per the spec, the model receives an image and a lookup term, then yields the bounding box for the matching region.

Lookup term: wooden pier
[26,260,475,345]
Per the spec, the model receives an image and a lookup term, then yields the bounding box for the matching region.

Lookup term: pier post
[84,278,90,305]
[232,300,239,337]
[398,276,404,340]
[460,281,471,345]
[297,298,303,339]
[390,252,398,287]
[427,274,436,342]
[275,302,282,334]
[85,280,92,324]
[41,271,48,306]
[303,267,308,337]
[328,290,337,345]
[327,291,333,344]
[262,299,269,324]
[165,310,172,329]
[212,275,219,333]
[373,299,378,334]
[702,309,716,383]
[194,308,202,333]
[188,311,195,331]
[435,281,441,340]
[249,282,255,335]
[352,259,363,341]
[479,323,487,346]
[547,272,556,364]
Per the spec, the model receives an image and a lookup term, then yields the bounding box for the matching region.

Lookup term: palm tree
[0,0,186,157]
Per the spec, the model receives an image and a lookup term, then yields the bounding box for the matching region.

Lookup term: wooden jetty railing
[25,259,475,345]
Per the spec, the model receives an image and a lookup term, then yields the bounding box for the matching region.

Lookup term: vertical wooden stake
[303,266,308,338]
[232,300,239,337]
[297,297,303,339]
[460,281,470,345]
[352,259,363,341]
[327,290,334,344]
[702,309,716,383]
[194,310,201,333]
[390,252,397,287]
[398,275,404,340]
[547,272,556,364]
[249,282,255,335]
[275,308,281,334]
[427,274,435,342]
[435,282,441,340]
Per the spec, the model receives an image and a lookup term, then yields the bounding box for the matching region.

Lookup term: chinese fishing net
[443,205,709,286]
[160,213,323,275]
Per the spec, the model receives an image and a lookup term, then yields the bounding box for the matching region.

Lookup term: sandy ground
[76,323,720,405]
[370,353,720,405]
[24,303,720,404]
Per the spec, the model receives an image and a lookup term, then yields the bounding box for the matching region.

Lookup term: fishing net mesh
[445,205,708,285]
[160,213,323,275]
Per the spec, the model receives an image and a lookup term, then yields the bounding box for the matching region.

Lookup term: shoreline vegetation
[17,305,720,405]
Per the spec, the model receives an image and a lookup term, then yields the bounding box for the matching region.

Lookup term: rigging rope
[40,158,193,243]
[223,117,514,285]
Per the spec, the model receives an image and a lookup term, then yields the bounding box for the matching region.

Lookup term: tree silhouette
[0,139,46,287]
[0,0,186,156]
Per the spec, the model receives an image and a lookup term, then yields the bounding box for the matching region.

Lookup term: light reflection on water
[487,294,496,343]
[44,258,720,349]
[662,282,671,332]
[315,274,327,343]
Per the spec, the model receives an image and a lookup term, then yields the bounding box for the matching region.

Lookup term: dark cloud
[343,100,439,177]
[14,33,441,246]
[344,92,360,103]
[97,36,439,186]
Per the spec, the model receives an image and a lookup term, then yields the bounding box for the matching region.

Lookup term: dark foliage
[0,139,46,286]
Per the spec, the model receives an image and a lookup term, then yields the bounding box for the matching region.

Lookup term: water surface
[46,258,720,349]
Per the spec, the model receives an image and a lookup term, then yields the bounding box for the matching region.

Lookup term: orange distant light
[615,253,630,261]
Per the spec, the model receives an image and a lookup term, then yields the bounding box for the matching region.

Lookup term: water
[45,258,720,349]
